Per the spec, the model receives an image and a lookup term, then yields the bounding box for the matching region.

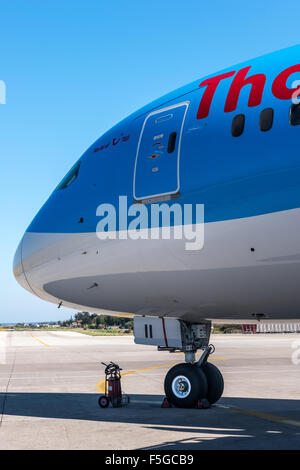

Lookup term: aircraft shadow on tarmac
[0,393,299,449]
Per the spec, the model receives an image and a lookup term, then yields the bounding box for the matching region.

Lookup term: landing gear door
[133,101,189,202]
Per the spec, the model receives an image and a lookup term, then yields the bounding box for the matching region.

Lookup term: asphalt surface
[0,331,299,450]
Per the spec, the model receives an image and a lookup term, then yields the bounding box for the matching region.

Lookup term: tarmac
[0,330,299,450]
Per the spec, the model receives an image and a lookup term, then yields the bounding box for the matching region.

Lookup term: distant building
[242,323,300,333]
[256,323,300,333]
[242,324,257,334]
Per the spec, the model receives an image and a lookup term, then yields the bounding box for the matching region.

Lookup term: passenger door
[133,101,189,202]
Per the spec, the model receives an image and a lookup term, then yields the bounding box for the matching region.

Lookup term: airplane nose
[13,236,32,294]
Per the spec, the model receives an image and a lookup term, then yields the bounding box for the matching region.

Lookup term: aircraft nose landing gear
[163,345,224,408]
[165,363,208,408]
[134,317,224,409]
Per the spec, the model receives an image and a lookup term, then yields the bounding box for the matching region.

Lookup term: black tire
[98,395,110,408]
[164,363,208,408]
[202,362,224,404]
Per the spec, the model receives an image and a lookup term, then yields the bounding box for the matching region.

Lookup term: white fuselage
[14,207,300,322]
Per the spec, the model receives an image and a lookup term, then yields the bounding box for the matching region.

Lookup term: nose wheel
[202,361,224,405]
[164,360,224,408]
[164,363,208,408]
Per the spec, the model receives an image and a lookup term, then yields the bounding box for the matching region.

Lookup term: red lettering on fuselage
[197,71,235,119]
[272,64,300,100]
[196,63,300,119]
[224,66,266,113]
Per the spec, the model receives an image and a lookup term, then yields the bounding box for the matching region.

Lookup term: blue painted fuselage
[28,45,300,233]
[13,45,300,322]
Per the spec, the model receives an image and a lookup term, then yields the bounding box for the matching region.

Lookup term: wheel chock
[196,398,211,409]
[161,397,172,408]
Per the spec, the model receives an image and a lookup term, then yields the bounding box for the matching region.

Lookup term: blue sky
[1,0,299,322]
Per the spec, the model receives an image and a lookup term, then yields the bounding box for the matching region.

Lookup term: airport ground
[0,331,299,450]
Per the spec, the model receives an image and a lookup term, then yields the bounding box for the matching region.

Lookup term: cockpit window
[56,161,81,191]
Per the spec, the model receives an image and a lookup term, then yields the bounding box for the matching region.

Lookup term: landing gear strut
[134,317,224,408]
[162,322,224,408]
